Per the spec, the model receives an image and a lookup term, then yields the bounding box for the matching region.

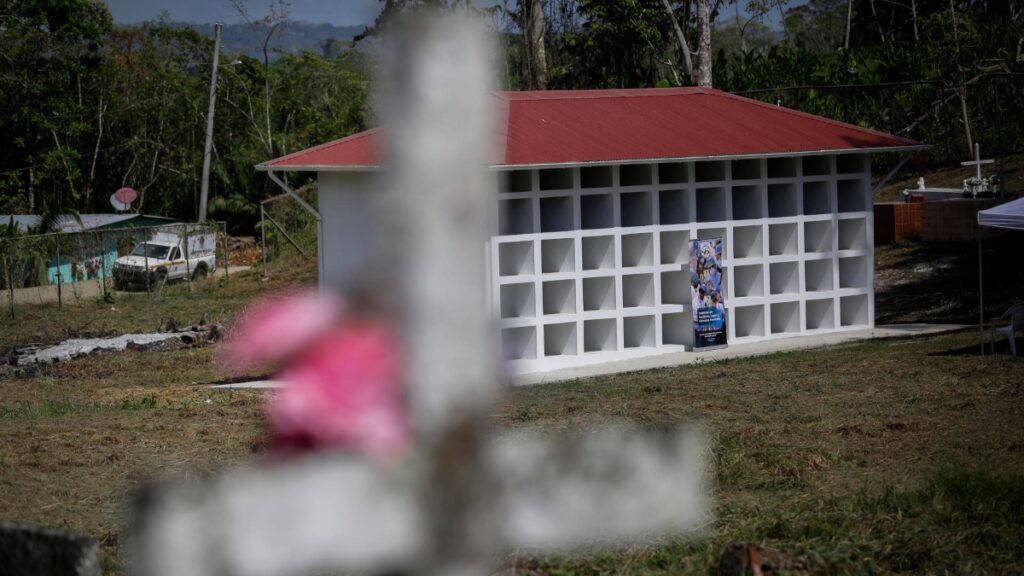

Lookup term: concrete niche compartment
[582,276,616,311]
[660,230,690,264]
[769,222,799,256]
[731,158,761,180]
[837,179,867,212]
[502,326,537,361]
[500,170,532,193]
[803,180,831,215]
[838,218,868,251]
[539,168,574,191]
[582,235,615,270]
[580,194,614,229]
[498,241,535,277]
[622,273,655,308]
[662,312,691,346]
[770,261,800,295]
[661,270,688,305]
[770,301,801,335]
[696,187,727,222]
[499,198,534,235]
[735,305,765,338]
[541,238,574,274]
[621,233,654,267]
[838,256,868,289]
[734,264,765,298]
[804,258,833,292]
[840,294,869,326]
[621,191,654,227]
[583,318,617,353]
[659,189,690,224]
[767,157,796,178]
[802,155,831,176]
[805,298,835,331]
[500,283,536,319]
[694,160,726,182]
[540,196,574,232]
[733,225,763,259]
[544,322,577,356]
[658,162,688,184]
[623,315,656,348]
[804,220,832,253]
[620,164,652,186]
[542,280,576,315]
[768,183,799,218]
[580,165,613,188]
[731,185,763,220]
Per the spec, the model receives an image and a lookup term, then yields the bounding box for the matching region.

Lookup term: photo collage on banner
[689,238,727,350]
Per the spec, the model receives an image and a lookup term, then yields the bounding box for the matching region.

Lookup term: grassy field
[1,243,1023,574]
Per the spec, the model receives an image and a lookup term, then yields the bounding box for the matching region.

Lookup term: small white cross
[130,16,706,576]
[961,142,993,180]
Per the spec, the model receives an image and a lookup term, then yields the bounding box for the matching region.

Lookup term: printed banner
[690,237,727,350]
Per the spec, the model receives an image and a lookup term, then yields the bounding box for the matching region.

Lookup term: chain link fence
[1,221,234,318]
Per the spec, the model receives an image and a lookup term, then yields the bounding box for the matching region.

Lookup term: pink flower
[221,290,345,373]
[221,290,407,459]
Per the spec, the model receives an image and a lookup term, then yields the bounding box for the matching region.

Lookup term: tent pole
[978,225,984,355]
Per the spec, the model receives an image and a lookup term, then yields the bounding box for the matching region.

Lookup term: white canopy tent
[977,197,1024,353]
[978,196,1024,230]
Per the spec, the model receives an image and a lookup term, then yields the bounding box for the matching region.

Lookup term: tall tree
[697,0,713,86]
[524,0,550,88]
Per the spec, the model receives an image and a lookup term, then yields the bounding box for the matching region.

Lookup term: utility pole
[198,22,223,223]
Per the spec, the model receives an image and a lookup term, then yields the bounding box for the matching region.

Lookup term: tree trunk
[526,0,548,89]
[697,0,713,87]
[845,0,853,48]
[661,0,694,82]
[911,0,919,41]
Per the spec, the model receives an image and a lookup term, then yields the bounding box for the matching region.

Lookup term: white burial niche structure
[258,87,926,374]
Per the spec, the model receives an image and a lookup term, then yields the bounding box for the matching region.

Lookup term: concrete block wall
[493,154,874,374]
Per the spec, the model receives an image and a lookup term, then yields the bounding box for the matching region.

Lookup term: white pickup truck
[113,231,217,290]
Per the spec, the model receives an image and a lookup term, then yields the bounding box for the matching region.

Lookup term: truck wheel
[192,264,208,281]
[155,269,168,288]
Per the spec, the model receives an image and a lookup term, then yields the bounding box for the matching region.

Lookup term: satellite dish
[115,187,138,205]
[110,193,130,212]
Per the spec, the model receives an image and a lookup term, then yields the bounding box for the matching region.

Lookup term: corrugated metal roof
[0,215,42,232]
[258,87,923,171]
[0,214,172,233]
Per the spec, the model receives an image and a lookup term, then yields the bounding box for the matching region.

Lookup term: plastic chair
[989,304,1024,355]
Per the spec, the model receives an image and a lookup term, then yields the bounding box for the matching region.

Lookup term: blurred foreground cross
[130,15,706,576]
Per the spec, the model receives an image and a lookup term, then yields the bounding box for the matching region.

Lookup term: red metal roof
[258,88,922,171]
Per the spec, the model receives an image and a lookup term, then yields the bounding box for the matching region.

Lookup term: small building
[0,213,178,285]
[258,87,925,373]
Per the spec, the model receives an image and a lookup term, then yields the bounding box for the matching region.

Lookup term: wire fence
[259,189,319,282]
[1,221,232,318]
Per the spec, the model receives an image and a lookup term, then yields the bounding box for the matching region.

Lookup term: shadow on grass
[928,337,1022,356]
[874,235,1024,326]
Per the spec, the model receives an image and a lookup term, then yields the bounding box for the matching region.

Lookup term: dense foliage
[1,0,1021,232]
[0,0,369,231]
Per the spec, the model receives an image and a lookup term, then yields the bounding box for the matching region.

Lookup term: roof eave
[255,144,930,173]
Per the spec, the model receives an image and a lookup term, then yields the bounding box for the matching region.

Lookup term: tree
[0,0,113,217]
[697,0,713,85]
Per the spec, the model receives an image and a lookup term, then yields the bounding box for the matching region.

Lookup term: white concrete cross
[130,15,706,576]
[961,142,993,180]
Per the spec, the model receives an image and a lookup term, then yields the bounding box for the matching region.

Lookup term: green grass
[1,244,1023,574]
[0,396,159,419]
